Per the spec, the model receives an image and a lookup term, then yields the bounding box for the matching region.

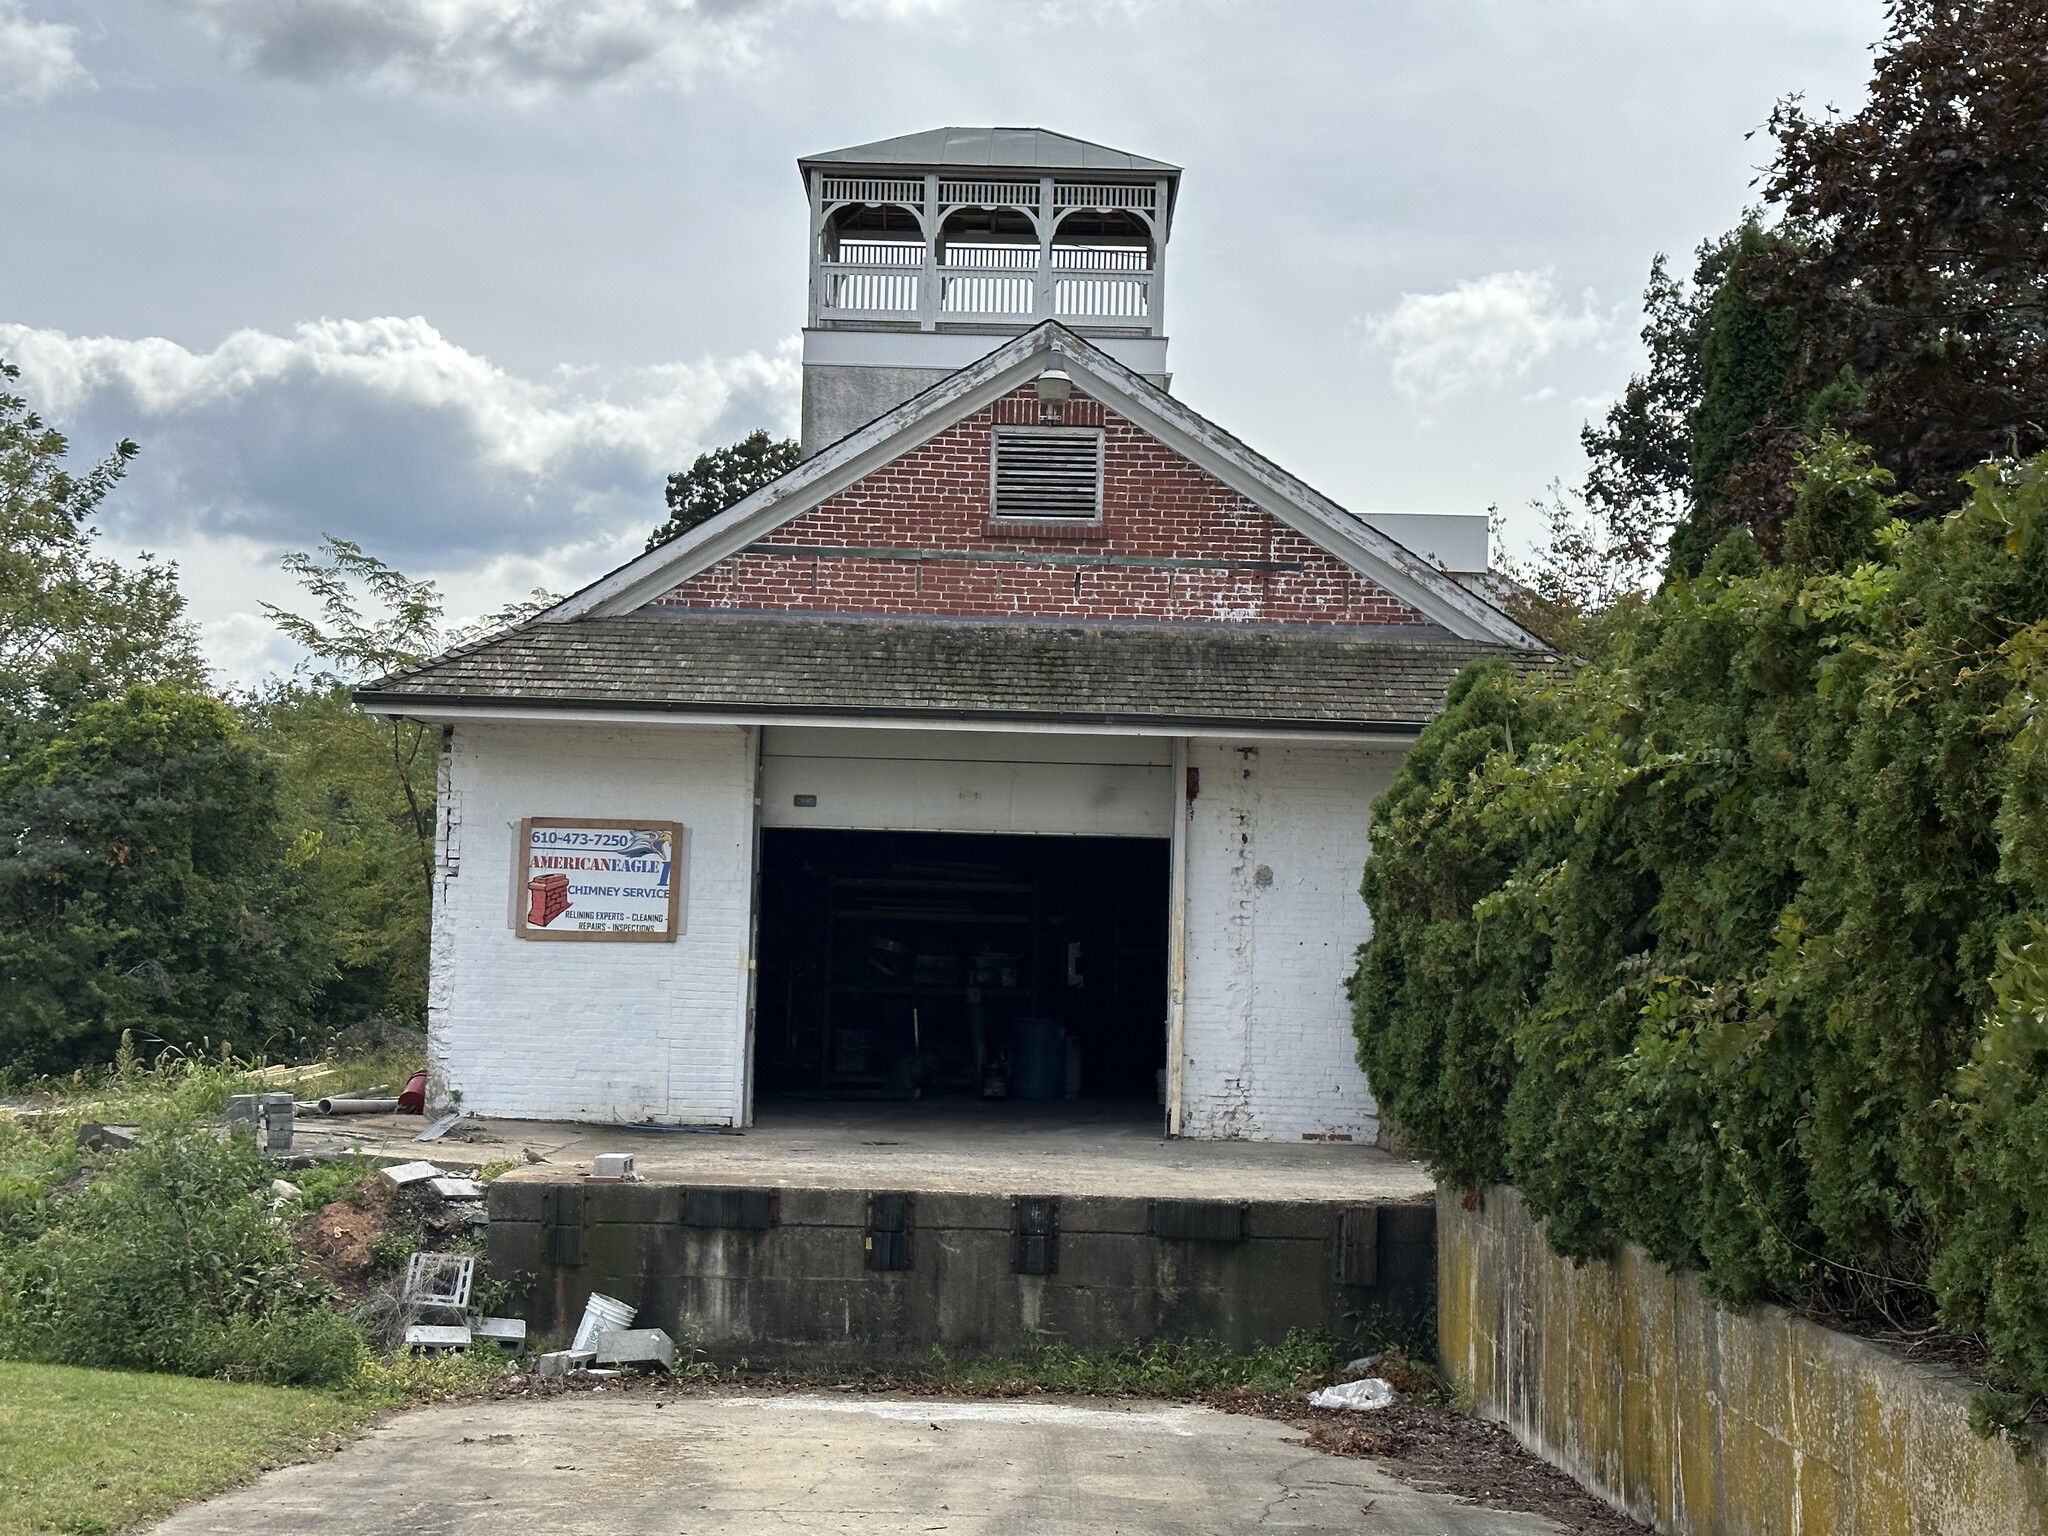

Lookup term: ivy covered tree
[647,430,799,550]
[1359,0,2048,1415]
[1765,0,2048,510]
[1525,1,2048,607]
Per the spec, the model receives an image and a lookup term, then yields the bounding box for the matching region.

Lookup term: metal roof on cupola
[799,127,1180,177]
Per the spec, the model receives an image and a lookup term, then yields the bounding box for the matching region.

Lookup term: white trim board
[355,697,1425,746]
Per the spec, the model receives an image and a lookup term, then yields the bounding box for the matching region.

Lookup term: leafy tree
[647,430,800,550]
[1357,440,2048,1400]
[263,539,445,892]
[243,682,434,1024]
[0,686,338,1072]
[1524,2,2048,603]
[1577,235,1738,585]
[0,359,199,728]
[1764,0,2048,510]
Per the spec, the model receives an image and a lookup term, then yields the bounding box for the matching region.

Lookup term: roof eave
[352,687,1430,739]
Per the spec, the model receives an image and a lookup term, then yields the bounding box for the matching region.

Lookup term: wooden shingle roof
[359,613,1535,734]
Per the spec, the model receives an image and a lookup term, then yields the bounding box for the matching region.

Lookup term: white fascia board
[548,330,1053,622]
[356,696,1421,746]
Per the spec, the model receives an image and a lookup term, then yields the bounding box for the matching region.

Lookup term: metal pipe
[314,1097,401,1115]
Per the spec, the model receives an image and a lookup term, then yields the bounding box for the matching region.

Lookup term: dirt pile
[299,1200,381,1295]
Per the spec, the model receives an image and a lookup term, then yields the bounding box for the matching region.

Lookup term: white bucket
[570,1292,637,1353]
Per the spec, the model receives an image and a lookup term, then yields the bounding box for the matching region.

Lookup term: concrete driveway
[150,1391,1565,1535]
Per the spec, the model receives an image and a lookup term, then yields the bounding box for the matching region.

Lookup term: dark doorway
[753,829,1169,1109]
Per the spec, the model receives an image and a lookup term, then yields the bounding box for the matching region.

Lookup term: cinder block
[226,1095,259,1138]
[593,1328,675,1370]
[475,1316,527,1348]
[536,1349,596,1377]
[381,1161,442,1187]
[405,1324,472,1351]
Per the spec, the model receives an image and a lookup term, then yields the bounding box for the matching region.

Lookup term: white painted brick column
[1177,740,1403,1141]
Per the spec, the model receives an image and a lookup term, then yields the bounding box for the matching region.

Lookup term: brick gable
[652,386,1428,627]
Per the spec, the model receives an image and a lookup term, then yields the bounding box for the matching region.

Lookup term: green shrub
[1355,444,2048,1397]
[0,686,344,1075]
[0,1128,365,1386]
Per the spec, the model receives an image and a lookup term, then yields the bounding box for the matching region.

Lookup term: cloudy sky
[4,0,1885,683]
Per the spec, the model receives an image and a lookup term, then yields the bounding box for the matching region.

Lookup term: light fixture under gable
[1036,352,1075,423]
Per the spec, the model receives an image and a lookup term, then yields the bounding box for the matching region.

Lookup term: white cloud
[0,316,800,681]
[3,314,797,484]
[163,0,969,95]
[1365,269,1606,406]
[0,2,91,103]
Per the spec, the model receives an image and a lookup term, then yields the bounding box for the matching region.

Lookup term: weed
[353,1341,513,1403]
[0,1127,366,1385]
[901,1331,1346,1397]
[287,1157,375,1211]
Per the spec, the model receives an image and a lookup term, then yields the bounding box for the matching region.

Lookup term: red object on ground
[398,1071,428,1114]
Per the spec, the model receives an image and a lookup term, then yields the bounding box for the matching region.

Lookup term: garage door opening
[753,829,1168,1109]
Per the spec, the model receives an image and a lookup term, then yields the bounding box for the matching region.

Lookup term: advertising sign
[515,818,684,942]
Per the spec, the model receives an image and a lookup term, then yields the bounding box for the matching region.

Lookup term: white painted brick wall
[1178,740,1403,1141]
[428,721,756,1125]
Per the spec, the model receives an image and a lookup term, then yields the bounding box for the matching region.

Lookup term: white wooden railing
[1055,274,1150,320]
[838,241,925,267]
[818,263,920,316]
[818,244,1155,326]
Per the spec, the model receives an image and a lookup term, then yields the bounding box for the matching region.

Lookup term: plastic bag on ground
[1307,1376,1402,1411]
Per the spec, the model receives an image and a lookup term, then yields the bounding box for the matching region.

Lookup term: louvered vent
[992,428,1103,522]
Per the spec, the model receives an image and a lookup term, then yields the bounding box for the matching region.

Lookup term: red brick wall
[652,386,1426,627]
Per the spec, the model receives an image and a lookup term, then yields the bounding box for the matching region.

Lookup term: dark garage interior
[753,829,1169,1107]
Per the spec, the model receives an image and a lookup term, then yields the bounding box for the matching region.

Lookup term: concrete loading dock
[480,1102,1436,1362]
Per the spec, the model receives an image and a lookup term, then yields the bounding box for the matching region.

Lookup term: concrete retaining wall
[1439,1185,2048,1535]
[489,1180,1434,1362]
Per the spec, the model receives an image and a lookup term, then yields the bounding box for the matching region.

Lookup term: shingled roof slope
[358,614,1537,733]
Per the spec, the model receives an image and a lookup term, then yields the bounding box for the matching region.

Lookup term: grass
[0,1362,377,1536]
[906,1333,1346,1396]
